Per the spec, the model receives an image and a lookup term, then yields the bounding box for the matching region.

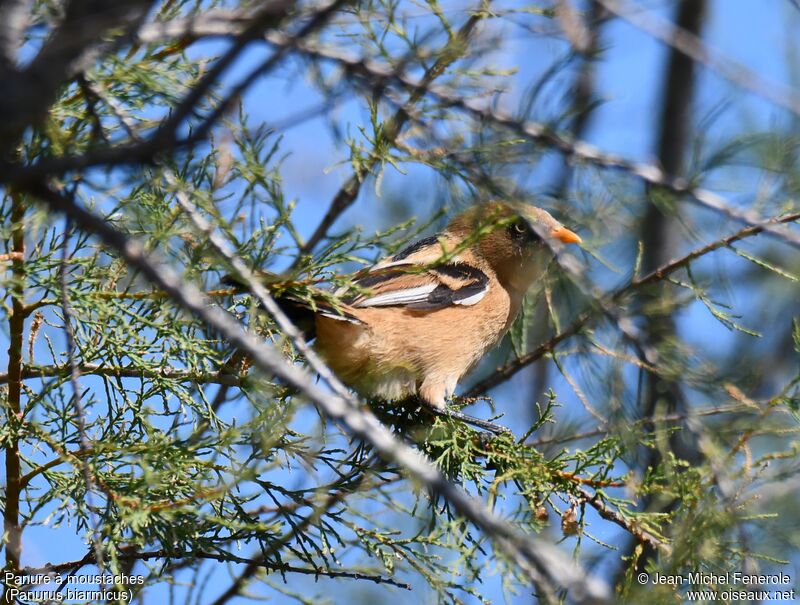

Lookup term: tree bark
[621,0,708,582]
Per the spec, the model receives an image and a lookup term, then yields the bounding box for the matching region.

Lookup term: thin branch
[295,0,493,262]
[21,551,411,590]
[265,32,800,249]
[465,211,800,396]
[578,488,667,553]
[167,0,351,153]
[0,363,244,386]
[0,0,153,151]
[596,0,800,118]
[528,401,774,448]
[208,474,370,605]
[19,453,85,489]
[135,9,260,43]
[60,217,105,572]
[2,191,25,602]
[147,0,296,148]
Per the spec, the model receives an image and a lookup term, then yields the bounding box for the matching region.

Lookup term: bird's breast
[313,281,517,401]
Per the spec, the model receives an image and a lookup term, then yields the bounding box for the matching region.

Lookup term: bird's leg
[423,402,512,436]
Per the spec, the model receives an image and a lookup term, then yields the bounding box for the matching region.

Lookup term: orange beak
[550,226,582,245]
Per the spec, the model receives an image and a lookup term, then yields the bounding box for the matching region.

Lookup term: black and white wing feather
[342,235,490,311]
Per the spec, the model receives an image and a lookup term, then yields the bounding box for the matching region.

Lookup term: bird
[234,200,581,433]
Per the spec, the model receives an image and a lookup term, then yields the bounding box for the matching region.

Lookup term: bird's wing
[344,235,490,310]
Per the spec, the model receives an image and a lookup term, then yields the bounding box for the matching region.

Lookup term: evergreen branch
[147,0,297,148]
[164,170,605,597]
[1,2,797,601]
[264,32,800,249]
[9,7,798,257]
[25,181,612,605]
[59,217,105,572]
[0,363,244,386]
[20,288,242,316]
[0,0,154,151]
[465,211,800,396]
[0,0,339,185]
[295,0,494,262]
[555,471,624,489]
[19,452,90,489]
[167,0,351,153]
[208,473,373,605]
[22,552,412,590]
[578,488,667,553]
[162,168,349,404]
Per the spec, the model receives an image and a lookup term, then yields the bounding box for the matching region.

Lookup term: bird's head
[447,200,581,294]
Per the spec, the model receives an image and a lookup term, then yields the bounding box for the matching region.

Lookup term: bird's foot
[450,394,496,414]
[425,403,512,436]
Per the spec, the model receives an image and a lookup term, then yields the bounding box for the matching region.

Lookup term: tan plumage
[312,201,581,413]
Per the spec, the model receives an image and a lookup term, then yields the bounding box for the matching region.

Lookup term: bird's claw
[426,404,512,436]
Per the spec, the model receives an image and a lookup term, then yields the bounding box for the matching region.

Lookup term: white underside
[364,368,418,401]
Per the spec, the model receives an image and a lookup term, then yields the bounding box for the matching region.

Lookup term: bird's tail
[221,272,361,340]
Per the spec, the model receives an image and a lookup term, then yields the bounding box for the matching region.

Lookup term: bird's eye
[508,219,541,245]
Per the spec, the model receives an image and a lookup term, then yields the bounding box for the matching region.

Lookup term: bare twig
[596,0,800,118]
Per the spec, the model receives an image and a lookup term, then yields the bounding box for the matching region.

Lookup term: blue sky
[6,1,800,603]
[207,1,800,601]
